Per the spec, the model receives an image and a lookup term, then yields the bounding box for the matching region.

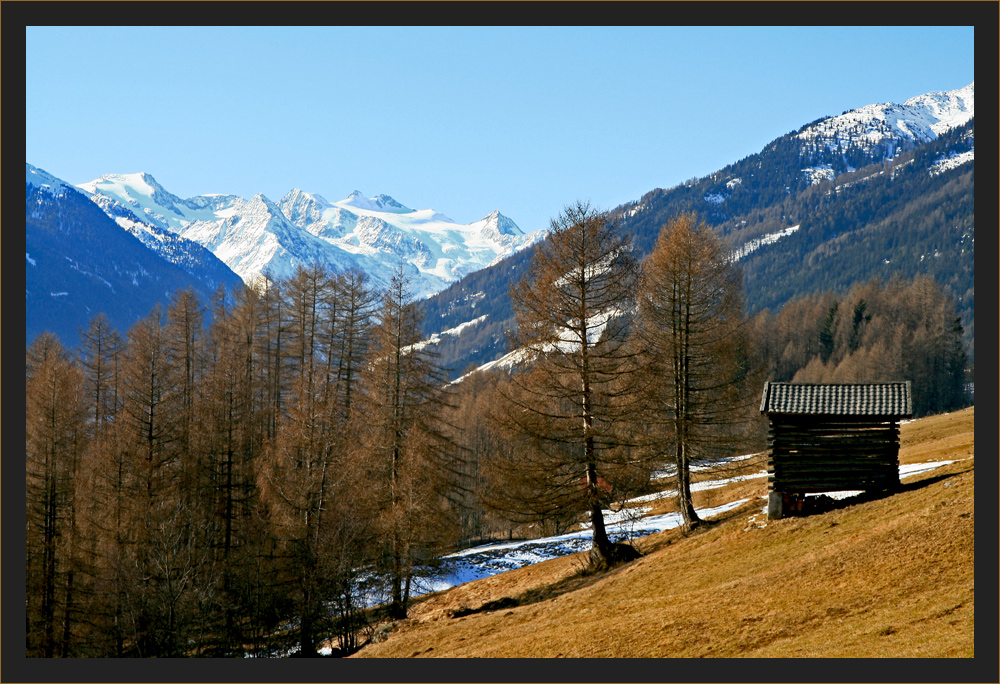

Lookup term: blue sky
[26,26,974,234]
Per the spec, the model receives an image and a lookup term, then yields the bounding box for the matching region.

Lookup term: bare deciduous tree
[494,201,647,568]
[26,334,87,656]
[636,213,761,531]
[78,313,123,429]
[352,264,465,617]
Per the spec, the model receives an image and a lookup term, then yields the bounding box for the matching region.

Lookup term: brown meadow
[352,407,974,658]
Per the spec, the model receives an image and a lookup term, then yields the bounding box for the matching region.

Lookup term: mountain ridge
[25,168,244,347]
[417,83,974,378]
[26,83,973,363]
[75,174,543,298]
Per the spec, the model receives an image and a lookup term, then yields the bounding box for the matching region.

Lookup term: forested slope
[419,120,975,377]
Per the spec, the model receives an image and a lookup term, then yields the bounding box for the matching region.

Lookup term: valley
[23,77,977,663]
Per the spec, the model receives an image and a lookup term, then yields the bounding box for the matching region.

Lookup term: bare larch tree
[636,213,760,531]
[495,200,647,568]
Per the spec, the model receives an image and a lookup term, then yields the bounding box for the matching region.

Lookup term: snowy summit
[797,82,974,159]
[76,177,544,298]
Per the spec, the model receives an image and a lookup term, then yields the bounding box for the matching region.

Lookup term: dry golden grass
[352,407,974,659]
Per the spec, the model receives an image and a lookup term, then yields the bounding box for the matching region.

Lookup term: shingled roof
[760,381,912,417]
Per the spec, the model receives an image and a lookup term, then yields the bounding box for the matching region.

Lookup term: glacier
[77,174,544,299]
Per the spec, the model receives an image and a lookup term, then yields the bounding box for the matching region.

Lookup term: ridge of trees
[753,274,968,417]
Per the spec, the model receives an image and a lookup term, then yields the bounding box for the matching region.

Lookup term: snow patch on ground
[410,458,958,601]
[629,471,767,505]
[416,498,749,598]
[899,460,957,478]
[803,460,960,502]
[306,456,961,657]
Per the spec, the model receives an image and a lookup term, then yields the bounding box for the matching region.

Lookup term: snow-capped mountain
[78,174,543,299]
[26,164,243,347]
[174,192,376,287]
[801,83,974,147]
[75,174,243,292]
[277,189,539,279]
[796,82,973,183]
[26,163,81,197]
[419,83,975,380]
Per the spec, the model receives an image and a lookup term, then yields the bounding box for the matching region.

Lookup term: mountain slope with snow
[26,164,243,347]
[419,83,974,380]
[75,174,243,292]
[800,83,974,149]
[796,82,973,182]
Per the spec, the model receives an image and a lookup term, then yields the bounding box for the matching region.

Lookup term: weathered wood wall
[766,416,901,494]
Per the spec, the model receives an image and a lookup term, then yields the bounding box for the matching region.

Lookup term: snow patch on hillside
[405,457,961,605]
[731,225,800,261]
[930,149,974,176]
[798,83,974,152]
[420,499,749,599]
[802,166,836,185]
[26,163,82,198]
[411,315,489,352]
[794,83,974,186]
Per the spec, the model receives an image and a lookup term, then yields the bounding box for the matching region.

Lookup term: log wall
[766,416,901,494]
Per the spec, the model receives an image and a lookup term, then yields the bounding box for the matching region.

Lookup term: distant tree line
[752,274,969,417]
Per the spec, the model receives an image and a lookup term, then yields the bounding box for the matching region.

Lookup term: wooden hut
[759,381,912,519]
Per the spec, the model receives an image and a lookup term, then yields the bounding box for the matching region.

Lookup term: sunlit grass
[352,407,973,658]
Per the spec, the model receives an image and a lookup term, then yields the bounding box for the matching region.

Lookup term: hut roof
[760,381,912,418]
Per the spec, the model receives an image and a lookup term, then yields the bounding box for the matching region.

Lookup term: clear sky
[26,26,974,234]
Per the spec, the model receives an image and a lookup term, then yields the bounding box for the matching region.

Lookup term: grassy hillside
[352,407,974,661]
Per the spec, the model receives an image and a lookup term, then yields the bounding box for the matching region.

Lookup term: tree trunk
[586,461,614,561]
[675,441,700,531]
[299,594,314,656]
